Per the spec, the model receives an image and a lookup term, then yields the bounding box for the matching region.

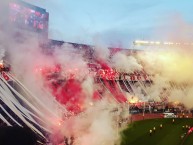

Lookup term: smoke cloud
[0,1,193,145]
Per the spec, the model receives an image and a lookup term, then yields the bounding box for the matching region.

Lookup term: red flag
[2,72,9,81]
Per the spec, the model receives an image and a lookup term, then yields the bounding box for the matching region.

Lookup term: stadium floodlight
[133,40,162,46]
[133,40,149,45]
[155,41,161,45]
[134,40,193,46]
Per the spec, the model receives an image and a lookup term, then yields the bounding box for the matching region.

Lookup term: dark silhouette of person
[64,136,74,145]
[70,136,74,145]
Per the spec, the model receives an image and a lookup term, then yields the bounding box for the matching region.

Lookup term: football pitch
[121,118,193,145]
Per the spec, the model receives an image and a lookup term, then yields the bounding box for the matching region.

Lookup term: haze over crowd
[0,1,193,145]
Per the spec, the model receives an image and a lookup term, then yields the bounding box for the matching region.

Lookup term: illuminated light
[134,40,163,46]
[134,40,149,45]
[89,102,93,106]
[164,42,174,45]
[0,63,3,68]
[150,41,154,44]
[144,41,149,43]
[155,41,161,45]
[129,100,137,104]
[0,60,4,68]
[134,40,193,46]
[173,101,179,105]
[30,9,35,13]
[128,96,139,104]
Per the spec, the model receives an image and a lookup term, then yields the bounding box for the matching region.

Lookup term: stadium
[0,0,193,145]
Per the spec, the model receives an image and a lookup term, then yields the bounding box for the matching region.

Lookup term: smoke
[0,11,127,144]
[53,43,89,81]
[111,52,142,73]
[0,0,65,135]
[136,45,193,108]
[137,48,193,83]
[93,43,110,62]
[58,100,122,145]
[1,1,193,145]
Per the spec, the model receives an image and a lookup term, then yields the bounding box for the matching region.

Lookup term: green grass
[121,118,193,145]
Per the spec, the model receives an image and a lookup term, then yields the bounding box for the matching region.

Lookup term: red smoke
[38,60,127,115]
[51,78,86,114]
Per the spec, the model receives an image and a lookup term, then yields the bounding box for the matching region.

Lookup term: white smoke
[1,1,193,145]
[111,52,142,73]
[136,46,193,108]
[60,100,121,145]
[53,43,89,80]
[0,23,126,145]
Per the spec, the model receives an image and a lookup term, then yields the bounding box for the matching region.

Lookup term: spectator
[149,129,152,136]
[153,127,156,133]
[160,124,163,129]
[64,136,69,145]
[70,136,74,145]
